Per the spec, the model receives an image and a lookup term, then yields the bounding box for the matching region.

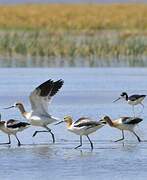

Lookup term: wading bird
[4,79,64,143]
[56,116,106,150]
[102,116,143,142]
[0,114,30,146]
[113,92,146,115]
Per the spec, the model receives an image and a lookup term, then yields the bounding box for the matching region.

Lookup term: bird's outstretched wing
[29,79,64,115]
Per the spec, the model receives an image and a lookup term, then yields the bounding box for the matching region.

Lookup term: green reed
[0,31,147,60]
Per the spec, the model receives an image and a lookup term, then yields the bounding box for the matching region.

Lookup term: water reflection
[30,145,55,158]
[0,56,147,67]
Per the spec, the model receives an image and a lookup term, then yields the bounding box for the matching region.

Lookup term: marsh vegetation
[0,4,147,66]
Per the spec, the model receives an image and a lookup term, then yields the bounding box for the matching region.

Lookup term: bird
[55,116,106,150]
[101,116,143,142]
[4,79,64,143]
[0,114,30,146]
[113,92,146,116]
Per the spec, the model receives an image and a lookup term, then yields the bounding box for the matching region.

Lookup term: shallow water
[1,57,147,67]
[0,68,147,180]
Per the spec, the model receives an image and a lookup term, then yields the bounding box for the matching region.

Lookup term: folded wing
[122,117,143,124]
[74,118,101,128]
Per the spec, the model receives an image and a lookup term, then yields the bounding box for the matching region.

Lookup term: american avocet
[113,92,146,115]
[56,116,106,150]
[4,79,64,143]
[102,116,143,142]
[0,117,30,146]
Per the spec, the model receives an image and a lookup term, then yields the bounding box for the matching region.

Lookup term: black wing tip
[55,79,64,85]
[37,79,64,88]
[36,78,64,97]
[36,79,53,90]
[134,117,143,121]
[129,117,143,124]
[49,79,64,97]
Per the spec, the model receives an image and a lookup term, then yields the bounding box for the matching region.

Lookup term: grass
[0,4,147,61]
[0,30,147,59]
[0,4,147,31]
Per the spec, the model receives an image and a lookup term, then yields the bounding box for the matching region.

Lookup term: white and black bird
[56,116,106,150]
[102,116,143,142]
[113,92,146,115]
[4,79,64,143]
[0,115,30,146]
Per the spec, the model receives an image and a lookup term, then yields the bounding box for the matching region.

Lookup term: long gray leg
[44,126,55,143]
[132,131,141,142]
[115,130,125,142]
[75,136,82,149]
[86,135,93,150]
[139,103,144,114]
[15,134,21,146]
[32,130,49,137]
[8,135,11,144]
[0,135,11,145]
[32,126,55,143]
[132,105,135,117]
[140,102,144,109]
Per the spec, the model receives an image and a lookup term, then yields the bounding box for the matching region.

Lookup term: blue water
[0,68,147,180]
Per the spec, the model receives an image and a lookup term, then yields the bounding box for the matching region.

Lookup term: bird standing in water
[0,114,30,146]
[56,116,106,150]
[4,79,64,143]
[101,116,143,142]
[113,92,146,116]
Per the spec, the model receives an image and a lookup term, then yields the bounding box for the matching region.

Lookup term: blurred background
[0,0,147,67]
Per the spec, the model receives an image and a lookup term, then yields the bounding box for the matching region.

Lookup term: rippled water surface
[0,68,147,180]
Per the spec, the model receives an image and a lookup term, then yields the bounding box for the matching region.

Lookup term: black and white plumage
[56,116,106,150]
[113,92,146,115]
[4,79,64,143]
[102,116,143,142]
[0,118,30,146]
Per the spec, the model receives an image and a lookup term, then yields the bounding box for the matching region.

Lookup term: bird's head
[0,121,5,127]
[101,116,113,126]
[4,102,23,109]
[102,116,111,122]
[63,116,72,123]
[120,92,128,98]
[98,119,107,125]
[55,115,73,126]
[113,92,128,102]
[14,102,23,108]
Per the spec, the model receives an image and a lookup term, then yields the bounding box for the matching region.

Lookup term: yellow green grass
[0,4,147,60]
[0,4,147,31]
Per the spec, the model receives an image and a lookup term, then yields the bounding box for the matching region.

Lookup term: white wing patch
[29,89,52,115]
[29,79,64,116]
